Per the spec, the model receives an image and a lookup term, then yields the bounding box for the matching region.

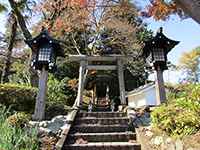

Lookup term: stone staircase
[63,111,141,150]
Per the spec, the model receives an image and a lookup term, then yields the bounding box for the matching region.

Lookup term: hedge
[0,82,72,119]
[0,84,37,113]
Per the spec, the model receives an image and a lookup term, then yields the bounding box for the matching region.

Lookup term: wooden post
[117,59,126,105]
[76,61,86,107]
[155,65,166,105]
[33,67,48,121]
[94,86,97,105]
[106,86,109,101]
[91,89,95,104]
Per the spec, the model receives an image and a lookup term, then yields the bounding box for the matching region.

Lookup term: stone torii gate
[69,55,130,108]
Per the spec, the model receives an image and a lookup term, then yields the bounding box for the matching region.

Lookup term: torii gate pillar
[117,59,126,105]
[76,60,86,107]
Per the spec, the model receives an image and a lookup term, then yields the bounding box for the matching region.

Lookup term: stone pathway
[63,111,141,150]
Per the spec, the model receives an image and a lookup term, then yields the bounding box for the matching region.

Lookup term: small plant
[0,105,39,150]
[7,112,31,128]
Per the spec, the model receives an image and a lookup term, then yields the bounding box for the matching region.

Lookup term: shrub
[47,76,76,106]
[44,76,76,119]
[0,84,37,113]
[0,105,39,150]
[7,112,31,128]
[0,77,76,119]
[151,84,200,138]
[45,104,70,120]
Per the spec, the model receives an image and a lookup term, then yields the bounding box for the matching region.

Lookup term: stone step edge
[65,142,140,147]
[75,117,129,120]
[73,124,129,127]
[68,132,136,136]
[79,111,125,114]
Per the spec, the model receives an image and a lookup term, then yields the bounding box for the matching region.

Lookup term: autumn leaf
[55,17,63,29]
[142,0,179,20]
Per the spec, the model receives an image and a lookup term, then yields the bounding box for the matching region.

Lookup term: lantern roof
[26,29,64,57]
[143,27,179,57]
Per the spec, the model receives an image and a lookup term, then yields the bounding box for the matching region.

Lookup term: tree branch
[8,0,32,40]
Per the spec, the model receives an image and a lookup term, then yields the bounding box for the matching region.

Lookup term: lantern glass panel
[38,47,52,62]
[153,48,165,61]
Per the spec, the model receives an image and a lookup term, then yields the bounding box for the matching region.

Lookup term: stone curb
[55,109,78,150]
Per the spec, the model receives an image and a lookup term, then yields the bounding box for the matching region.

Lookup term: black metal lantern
[143,27,179,70]
[26,29,64,72]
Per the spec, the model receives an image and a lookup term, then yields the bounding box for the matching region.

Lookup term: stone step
[67,132,136,143]
[78,112,126,118]
[74,117,129,125]
[63,142,141,150]
[95,106,111,112]
[71,125,129,133]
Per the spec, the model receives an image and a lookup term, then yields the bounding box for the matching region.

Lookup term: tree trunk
[8,0,38,87]
[175,0,200,24]
[1,13,17,83]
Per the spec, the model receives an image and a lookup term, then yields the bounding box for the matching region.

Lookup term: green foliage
[0,3,7,12]
[46,75,76,119]
[47,75,76,106]
[178,46,200,83]
[0,84,37,113]
[54,60,79,81]
[0,79,75,119]
[47,76,68,104]
[10,59,31,85]
[0,105,39,150]
[151,84,200,138]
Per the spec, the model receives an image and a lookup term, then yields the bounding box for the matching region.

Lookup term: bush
[47,75,76,106]
[0,84,37,113]
[44,76,76,119]
[0,105,39,150]
[45,104,70,120]
[0,77,76,119]
[7,112,31,128]
[151,84,200,138]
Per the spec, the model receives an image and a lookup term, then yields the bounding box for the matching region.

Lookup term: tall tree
[1,11,17,83]
[8,0,39,87]
[38,0,150,54]
[178,46,200,83]
[38,0,152,101]
[38,0,151,67]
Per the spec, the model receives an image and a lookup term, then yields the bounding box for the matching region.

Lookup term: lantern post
[143,27,179,105]
[26,29,64,120]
